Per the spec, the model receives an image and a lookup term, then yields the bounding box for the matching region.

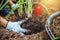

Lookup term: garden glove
[11,4,19,11]
[6,18,31,36]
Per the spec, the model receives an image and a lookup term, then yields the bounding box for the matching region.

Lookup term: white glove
[6,19,30,36]
[11,4,19,11]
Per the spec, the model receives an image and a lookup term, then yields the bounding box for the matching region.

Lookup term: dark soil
[0,27,51,40]
[0,13,51,40]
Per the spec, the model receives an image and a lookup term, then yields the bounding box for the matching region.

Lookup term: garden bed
[0,13,51,40]
[0,0,60,40]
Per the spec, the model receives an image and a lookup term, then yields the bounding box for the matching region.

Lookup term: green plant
[17,0,33,17]
[0,0,9,10]
[27,0,32,17]
[17,0,25,15]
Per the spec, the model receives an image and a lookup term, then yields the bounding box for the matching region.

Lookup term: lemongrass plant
[17,0,33,17]
[17,0,25,16]
[5,0,51,18]
[27,0,33,17]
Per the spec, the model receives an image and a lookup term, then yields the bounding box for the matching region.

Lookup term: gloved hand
[6,18,31,36]
[11,4,19,11]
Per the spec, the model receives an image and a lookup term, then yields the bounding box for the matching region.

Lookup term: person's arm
[0,16,8,27]
[0,16,30,36]
[8,0,19,11]
[8,0,13,6]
